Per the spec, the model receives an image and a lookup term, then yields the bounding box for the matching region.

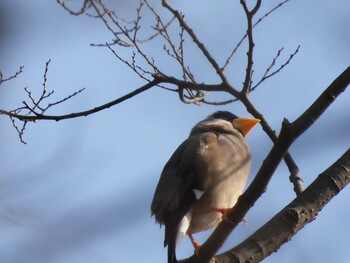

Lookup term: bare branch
[106,44,152,82]
[0,79,161,121]
[0,66,24,85]
[56,0,92,16]
[146,1,194,83]
[155,75,228,93]
[254,0,290,26]
[137,16,176,45]
[161,0,230,85]
[222,0,290,71]
[144,2,204,104]
[178,87,204,105]
[43,88,86,112]
[251,45,300,91]
[241,0,256,94]
[91,15,176,47]
[251,0,262,16]
[9,116,28,144]
[92,1,164,74]
[202,98,238,105]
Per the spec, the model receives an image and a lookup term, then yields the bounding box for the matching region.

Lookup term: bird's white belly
[187,173,247,234]
[188,210,222,234]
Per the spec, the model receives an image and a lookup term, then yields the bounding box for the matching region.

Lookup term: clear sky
[0,1,349,263]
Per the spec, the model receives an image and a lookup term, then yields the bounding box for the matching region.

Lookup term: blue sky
[0,1,349,263]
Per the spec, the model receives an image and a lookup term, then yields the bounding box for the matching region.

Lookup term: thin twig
[161,0,230,85]
[0,66,24,85]
[241,0,255,94]
[222,0,290,70]
[251,45,300,91]
[56,0,92,16]
[146,0,193,81]
[43,88,86,112]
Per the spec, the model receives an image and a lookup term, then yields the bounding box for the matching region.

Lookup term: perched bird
[151,111,260,263]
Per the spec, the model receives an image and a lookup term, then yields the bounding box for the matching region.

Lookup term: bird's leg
[187,233,202,254]
[188,233,217,263]
[211,207,247,224]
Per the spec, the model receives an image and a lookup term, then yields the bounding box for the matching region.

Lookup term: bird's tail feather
[165,225,177,263]
[167,245,176,263]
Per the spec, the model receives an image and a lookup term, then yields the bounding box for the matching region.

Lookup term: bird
[151,111,260,263]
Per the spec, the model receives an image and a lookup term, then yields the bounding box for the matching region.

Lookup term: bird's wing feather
[151,134,205,263]
[151,135,200,224]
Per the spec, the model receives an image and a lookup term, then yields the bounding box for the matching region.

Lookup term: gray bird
[151,111,260,263]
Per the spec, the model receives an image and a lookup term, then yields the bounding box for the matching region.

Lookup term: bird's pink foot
[188,233,202,254]
[188,233,216,262]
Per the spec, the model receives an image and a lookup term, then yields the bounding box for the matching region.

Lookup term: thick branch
[214,147,350,263]
[182,66,350,262]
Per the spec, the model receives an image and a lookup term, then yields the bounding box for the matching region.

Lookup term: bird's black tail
[165,225,177,263]
[167,245,176,263]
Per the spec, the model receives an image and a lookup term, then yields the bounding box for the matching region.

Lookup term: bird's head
[206,111,260,137]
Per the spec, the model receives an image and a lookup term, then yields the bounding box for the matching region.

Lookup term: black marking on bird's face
[210,111,238,122]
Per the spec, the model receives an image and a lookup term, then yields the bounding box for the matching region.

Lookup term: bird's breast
[186,132,251,233]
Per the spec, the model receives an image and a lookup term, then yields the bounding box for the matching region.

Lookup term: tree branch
[241,0,255,94]
[222,0,290,71]
[161,0,230,85]
[0,66,24,85]
[251,45,300,91]
[56,0,92,16]
[0,79,161,121]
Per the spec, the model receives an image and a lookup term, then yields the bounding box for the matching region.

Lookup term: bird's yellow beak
[233,117,260,137]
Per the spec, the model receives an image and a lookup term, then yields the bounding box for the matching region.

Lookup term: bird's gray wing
[151,134,204,263]
[151,134,200,224]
